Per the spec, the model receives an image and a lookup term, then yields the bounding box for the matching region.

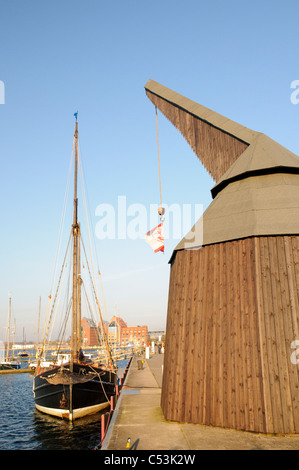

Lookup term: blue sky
[1,0,299,341]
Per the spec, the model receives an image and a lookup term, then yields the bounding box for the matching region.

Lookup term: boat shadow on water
[33,406,107,450]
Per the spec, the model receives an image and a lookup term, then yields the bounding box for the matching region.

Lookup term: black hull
[33,363,117,420]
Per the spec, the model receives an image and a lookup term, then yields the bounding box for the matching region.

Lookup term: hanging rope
[80,234,116,372]
[155,106,165,222]
[41,140,74,343]
[78,143,109,325]
[144,107,166,254]
[38,231,72,361]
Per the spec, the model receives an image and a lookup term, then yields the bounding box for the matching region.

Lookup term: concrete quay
[102,352,299,450]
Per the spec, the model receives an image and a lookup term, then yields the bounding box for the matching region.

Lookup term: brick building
[121,325,148,346]
[81,316,148,348]
[81,317,99,346]
[81,317,108,347]
[108,316,127,345]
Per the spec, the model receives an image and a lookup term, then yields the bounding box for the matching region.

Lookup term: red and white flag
[145,223,164,253]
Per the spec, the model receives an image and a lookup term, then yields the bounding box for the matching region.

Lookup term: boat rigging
[33,114,118,421]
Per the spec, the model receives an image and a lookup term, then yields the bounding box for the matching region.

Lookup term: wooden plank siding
[161,236,299,433]
[145,91,249,183]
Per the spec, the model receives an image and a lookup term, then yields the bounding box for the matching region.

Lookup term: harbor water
[0,358,129,450]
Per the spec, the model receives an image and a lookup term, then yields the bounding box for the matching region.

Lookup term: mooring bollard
[101,413,106,445]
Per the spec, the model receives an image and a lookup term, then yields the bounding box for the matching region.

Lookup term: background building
[81,315,148,349]
[121,325,148,347]
[81,317,99,346]
[108,316,127,345]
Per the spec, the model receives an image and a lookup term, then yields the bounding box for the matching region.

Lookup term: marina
[2,350,299,450]
[0,347,134,375]
[2,3,299,453]
[0,357,130,450]
[2,79,299,451]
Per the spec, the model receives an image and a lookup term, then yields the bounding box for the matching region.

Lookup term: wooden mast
[37,296,41,345]
[71,114,111,368]
[72,116,80,363]
[77,224,82,351]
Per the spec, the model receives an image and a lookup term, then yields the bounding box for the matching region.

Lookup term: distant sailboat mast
[72,116,80,363]
[37,296,41,345]
[6,295,11,361]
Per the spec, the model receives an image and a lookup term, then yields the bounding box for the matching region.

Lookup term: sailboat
[17,327,29,357]
[33,115,118,421]
[0,295,21,370]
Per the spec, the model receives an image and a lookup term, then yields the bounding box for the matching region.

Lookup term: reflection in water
[32,408,105,450]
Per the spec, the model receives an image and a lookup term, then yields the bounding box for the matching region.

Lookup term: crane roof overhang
[145,80,299,261]
[145,79,259,182]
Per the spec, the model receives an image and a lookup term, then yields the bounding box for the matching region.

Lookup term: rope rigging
[38,231,72,360]
[145,107,166,254]
[41,141,74,344]
[78,143,110,325]
[155,106,165,222]
[81,234,116,371]
[38,128,114,369]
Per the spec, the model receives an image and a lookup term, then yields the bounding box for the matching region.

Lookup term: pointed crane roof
[145,79,259,182]
[145,80,299,253]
